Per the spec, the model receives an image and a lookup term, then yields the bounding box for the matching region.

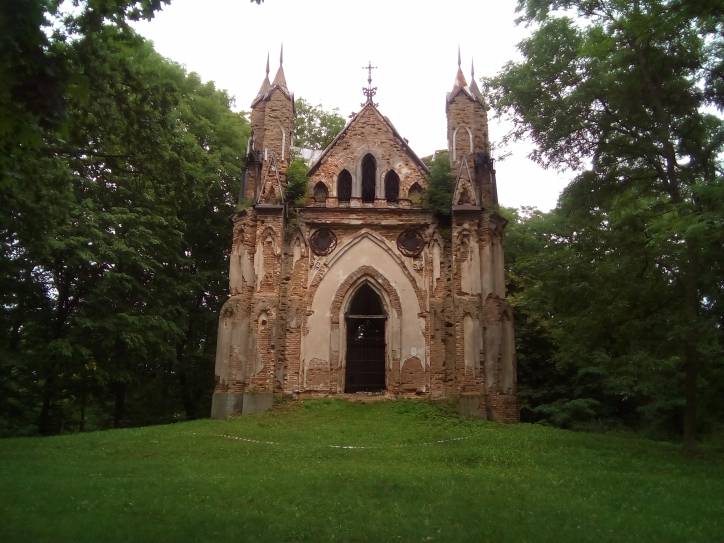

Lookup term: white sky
[134,0,574,211]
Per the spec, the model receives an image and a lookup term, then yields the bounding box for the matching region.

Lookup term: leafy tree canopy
[285,158,309,206]
[1,8,249,435]
[293,98,346,150]
[488,0,723,449]
[425,150,453,217]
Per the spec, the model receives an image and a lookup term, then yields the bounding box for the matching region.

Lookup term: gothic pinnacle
[453,47,467,90]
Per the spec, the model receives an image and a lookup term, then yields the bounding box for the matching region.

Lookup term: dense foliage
[285,158,310,205]
[424,150,453,217]
[505,205,724,438]
[0,3,249,435]
[491,0,723,447]
[293,98,346,150]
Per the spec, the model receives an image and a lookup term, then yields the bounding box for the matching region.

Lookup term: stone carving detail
[397,229,425,257]
[310,228,337,256]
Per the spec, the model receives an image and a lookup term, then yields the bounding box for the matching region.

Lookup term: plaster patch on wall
[460,233,481,294]
[463,314,482,376]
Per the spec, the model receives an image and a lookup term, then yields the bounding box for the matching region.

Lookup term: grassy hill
[1,399,722,542]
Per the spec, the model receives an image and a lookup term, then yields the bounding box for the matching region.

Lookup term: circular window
[310,228,337,256]
[397,229,425,257]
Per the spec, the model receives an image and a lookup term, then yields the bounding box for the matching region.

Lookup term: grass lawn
[1,399,722,542]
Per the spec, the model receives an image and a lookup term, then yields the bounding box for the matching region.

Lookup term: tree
[487,0,723,449]
[425,150,453,217]
[285,159,310,205]
[0,0,170,155]
[293,98,345,150]
[1,20,249,434]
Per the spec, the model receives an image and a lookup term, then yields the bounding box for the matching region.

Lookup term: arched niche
[313,181,328,204]
[408,182,423,205]
[452,125,473,161]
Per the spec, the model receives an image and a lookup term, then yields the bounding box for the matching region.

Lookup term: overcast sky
[134,0,574,210]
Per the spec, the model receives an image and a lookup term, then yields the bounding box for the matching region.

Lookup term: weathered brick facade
[211,56,518,422]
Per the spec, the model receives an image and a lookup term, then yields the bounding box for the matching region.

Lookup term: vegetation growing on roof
[285,158,309,206]
[425,150,454,217]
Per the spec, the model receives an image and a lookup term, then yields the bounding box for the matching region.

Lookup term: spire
[272,43,288,90]
[252,53,271,105]
[468,58,486,106]
[453,46,467,91]
[361,61,378,107]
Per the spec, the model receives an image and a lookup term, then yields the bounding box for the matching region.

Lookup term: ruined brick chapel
[211,52,518,422]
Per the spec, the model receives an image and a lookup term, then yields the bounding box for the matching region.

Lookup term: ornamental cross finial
[362,61,378,107]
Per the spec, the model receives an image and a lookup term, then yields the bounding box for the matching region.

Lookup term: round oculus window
[310,228,337,256]
[397,229,425,257]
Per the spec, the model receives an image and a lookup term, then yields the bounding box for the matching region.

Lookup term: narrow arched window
[337,169,352,203]
[313,182,328,204]
[384,170,400,202]
[361,154,376,203]
[408,182,423,205]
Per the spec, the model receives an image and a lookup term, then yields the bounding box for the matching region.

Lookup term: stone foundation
[211,391,274,418]
[486,393,520,423]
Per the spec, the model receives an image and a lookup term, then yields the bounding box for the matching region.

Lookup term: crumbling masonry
[212,54,518,421]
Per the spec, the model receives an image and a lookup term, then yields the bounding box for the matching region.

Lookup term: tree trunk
[682,242,700,453]
[178,370,197,419]
[38,377,55,435]
[79,379,87,432]
[683,347,698,453]
[113,381,126,428]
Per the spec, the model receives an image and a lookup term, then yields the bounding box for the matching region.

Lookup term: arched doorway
[345,283,386,392]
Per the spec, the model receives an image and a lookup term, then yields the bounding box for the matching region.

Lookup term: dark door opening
[345,284,386,393]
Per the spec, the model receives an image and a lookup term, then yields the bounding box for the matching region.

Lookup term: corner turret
[244,48,295,204]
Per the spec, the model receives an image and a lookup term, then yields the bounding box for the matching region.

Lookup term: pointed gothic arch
[384,170,400,202]
[361,154,376,202]
[408,182,423,204]
[452,125,473,161]
[313,181,328,203]
[344,282,387,392]
[337,169,352,202]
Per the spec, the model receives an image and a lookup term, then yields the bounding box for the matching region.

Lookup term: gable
[307,104,429,199]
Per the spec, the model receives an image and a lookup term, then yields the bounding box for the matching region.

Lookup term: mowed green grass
[1,400,723,542]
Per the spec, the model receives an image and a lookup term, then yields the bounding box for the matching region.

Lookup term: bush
[425,150,453,216]
[285,159,309,206]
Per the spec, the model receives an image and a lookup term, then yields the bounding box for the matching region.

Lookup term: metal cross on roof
[362,61,378,107]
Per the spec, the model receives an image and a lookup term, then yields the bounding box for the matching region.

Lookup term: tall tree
[488,0,723,449]
[424,150,453,217]
[293,98,345,150]
[1,19,248,434]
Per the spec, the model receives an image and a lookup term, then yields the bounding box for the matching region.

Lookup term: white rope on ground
[203,433,472,449]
